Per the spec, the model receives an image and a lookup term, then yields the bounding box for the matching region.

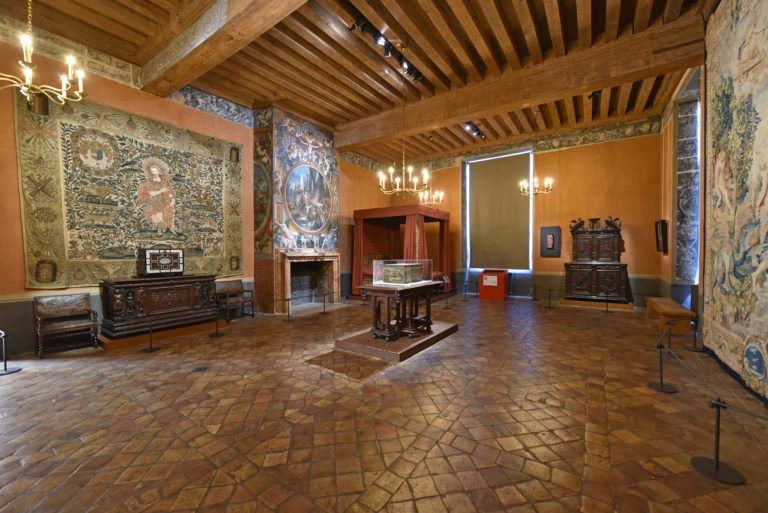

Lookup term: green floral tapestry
[16,94,243,288]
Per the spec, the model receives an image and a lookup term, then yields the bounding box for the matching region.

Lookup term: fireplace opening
[290,261,332,306]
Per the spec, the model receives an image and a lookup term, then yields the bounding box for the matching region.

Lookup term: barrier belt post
[647,326,677,393]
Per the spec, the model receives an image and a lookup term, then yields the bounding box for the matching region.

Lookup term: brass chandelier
[0,0,86,105]
[376,49,443,206]
[519,177,553,196]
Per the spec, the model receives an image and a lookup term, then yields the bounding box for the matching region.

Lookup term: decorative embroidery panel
[16,95,243,288]
[704,0,768,398]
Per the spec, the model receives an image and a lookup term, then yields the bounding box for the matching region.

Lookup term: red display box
[479,269,509,300]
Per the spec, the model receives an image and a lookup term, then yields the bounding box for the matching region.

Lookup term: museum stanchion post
[0,330,21,376]
[141,316,160,354]
[647,322,677,393]
[210,311,224,338]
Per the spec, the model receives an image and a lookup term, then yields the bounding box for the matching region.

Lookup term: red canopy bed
[352,204,451,295]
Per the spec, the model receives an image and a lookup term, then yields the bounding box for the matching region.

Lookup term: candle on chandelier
[76,70,84,94]
[395,177,400,189]
[23,66,32,84]
[66,56,75,80]
[20,33,33,63]
[60,74,68,95]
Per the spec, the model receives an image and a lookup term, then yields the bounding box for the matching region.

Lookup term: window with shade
[467,151,532,270]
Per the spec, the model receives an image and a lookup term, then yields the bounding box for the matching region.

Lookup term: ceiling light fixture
[464,121,486,139]
[0,0,86,106]
[348,14,424,83]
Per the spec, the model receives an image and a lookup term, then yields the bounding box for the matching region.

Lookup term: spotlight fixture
[464,121,486,139]
[348,18,363,31]
[411,71,422,83]
[384,43,392,58]
[587,90,601,99]
[398,55,409,69]
[376,34,387,46]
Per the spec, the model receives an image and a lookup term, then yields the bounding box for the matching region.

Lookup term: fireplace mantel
[274,249,340,313]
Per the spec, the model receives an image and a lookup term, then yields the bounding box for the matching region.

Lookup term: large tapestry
[272,109,339,250]
[16,95,243,288]
[704,0,768,398]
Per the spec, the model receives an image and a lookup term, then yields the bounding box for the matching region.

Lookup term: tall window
[466,151,532,270]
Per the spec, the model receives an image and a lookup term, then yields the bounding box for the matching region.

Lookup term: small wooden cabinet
[564,217,632,303]
[100,275,217,337]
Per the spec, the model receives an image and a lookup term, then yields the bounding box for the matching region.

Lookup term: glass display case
[372,259,433,286]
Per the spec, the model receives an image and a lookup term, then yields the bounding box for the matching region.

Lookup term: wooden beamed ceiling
[0,0,717,164]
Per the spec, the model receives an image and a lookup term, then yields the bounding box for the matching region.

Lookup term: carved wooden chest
[382,263,423,284]
[100,274,217,337]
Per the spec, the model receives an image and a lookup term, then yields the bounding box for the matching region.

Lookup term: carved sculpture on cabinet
[564,217,632,303]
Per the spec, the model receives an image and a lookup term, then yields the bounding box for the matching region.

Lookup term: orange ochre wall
[339,134,662,278]
[533,135,662,275]
[0,42,254,298]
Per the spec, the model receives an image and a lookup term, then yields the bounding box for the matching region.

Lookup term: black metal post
[141,317,160,353]
[546,289,554,309]
[284,298,294,322]
[462,283,468,302]
[362,293,368,306]
[0,330,21,376]
[691,400,745,484]
[603,301,613,314]
[648,332,677,393]
[443,290,450,310]
[210,312,224,338]
[686,319,704,353]
[320,293,329,315]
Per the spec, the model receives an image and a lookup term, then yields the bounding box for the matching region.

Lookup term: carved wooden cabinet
[564,217,632,303]
[100,275,217,337]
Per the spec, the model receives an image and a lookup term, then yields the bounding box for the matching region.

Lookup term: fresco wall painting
[272,109,339,250]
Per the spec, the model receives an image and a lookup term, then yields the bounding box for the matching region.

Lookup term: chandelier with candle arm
[0,0,86,106]
[519,177,553,196]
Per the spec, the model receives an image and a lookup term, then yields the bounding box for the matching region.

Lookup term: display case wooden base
[100,275,217,338]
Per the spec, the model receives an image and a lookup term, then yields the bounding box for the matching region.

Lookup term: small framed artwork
[655,220,668,253]
[540,226,561,257]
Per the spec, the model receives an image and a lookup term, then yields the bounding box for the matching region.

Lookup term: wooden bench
[33,293,99,358]
[215,279,255,321]
[645,296,696,336]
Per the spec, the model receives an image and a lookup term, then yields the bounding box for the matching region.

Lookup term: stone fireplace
[275,250,340,313]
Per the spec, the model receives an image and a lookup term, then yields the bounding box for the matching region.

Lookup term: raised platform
[559,298,635,311]
[335,320,458,362]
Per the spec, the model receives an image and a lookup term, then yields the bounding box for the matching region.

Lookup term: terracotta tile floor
[1,298,768,513]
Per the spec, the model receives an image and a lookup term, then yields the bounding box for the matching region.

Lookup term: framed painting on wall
[540,226,561,257]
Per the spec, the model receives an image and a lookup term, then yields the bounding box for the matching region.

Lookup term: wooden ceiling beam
[449,124,476,144]
[652,70,685,111]
[563,96,577,125]
[335,15,704,149]
[634,0,654,33]
[542,0,566,57]
[583,93,594,123]
[479,0,523,71]
[513,0,544,64]
[35,0,149,44]
[633,76,658,113]
[529,105,547,131]
[278,17,403,104]
[576,0,592,50]
[545,102,562,128]
[295,6,426,100]
[600,87,612,120]
[446,0,503,76]
[484,115,510,138]
[477,118,499,139]
[264,29,393,111]
[500,112,522,136]
[365,0,465,89]
[605,0,621,41]
[227,54,357,121]
[114,0,171,24]
[439,127,467,147]
[412,107,666,162]
[240,45,370,119]
[663,0,685,23]
[142,0,306,97]
[416,0,486,81]
[513,110,534,133]
[617,82,633,115]
[249,38,380,114]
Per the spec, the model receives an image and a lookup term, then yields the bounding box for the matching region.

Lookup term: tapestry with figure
[704,0,768,398]
[16,95,243,288]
